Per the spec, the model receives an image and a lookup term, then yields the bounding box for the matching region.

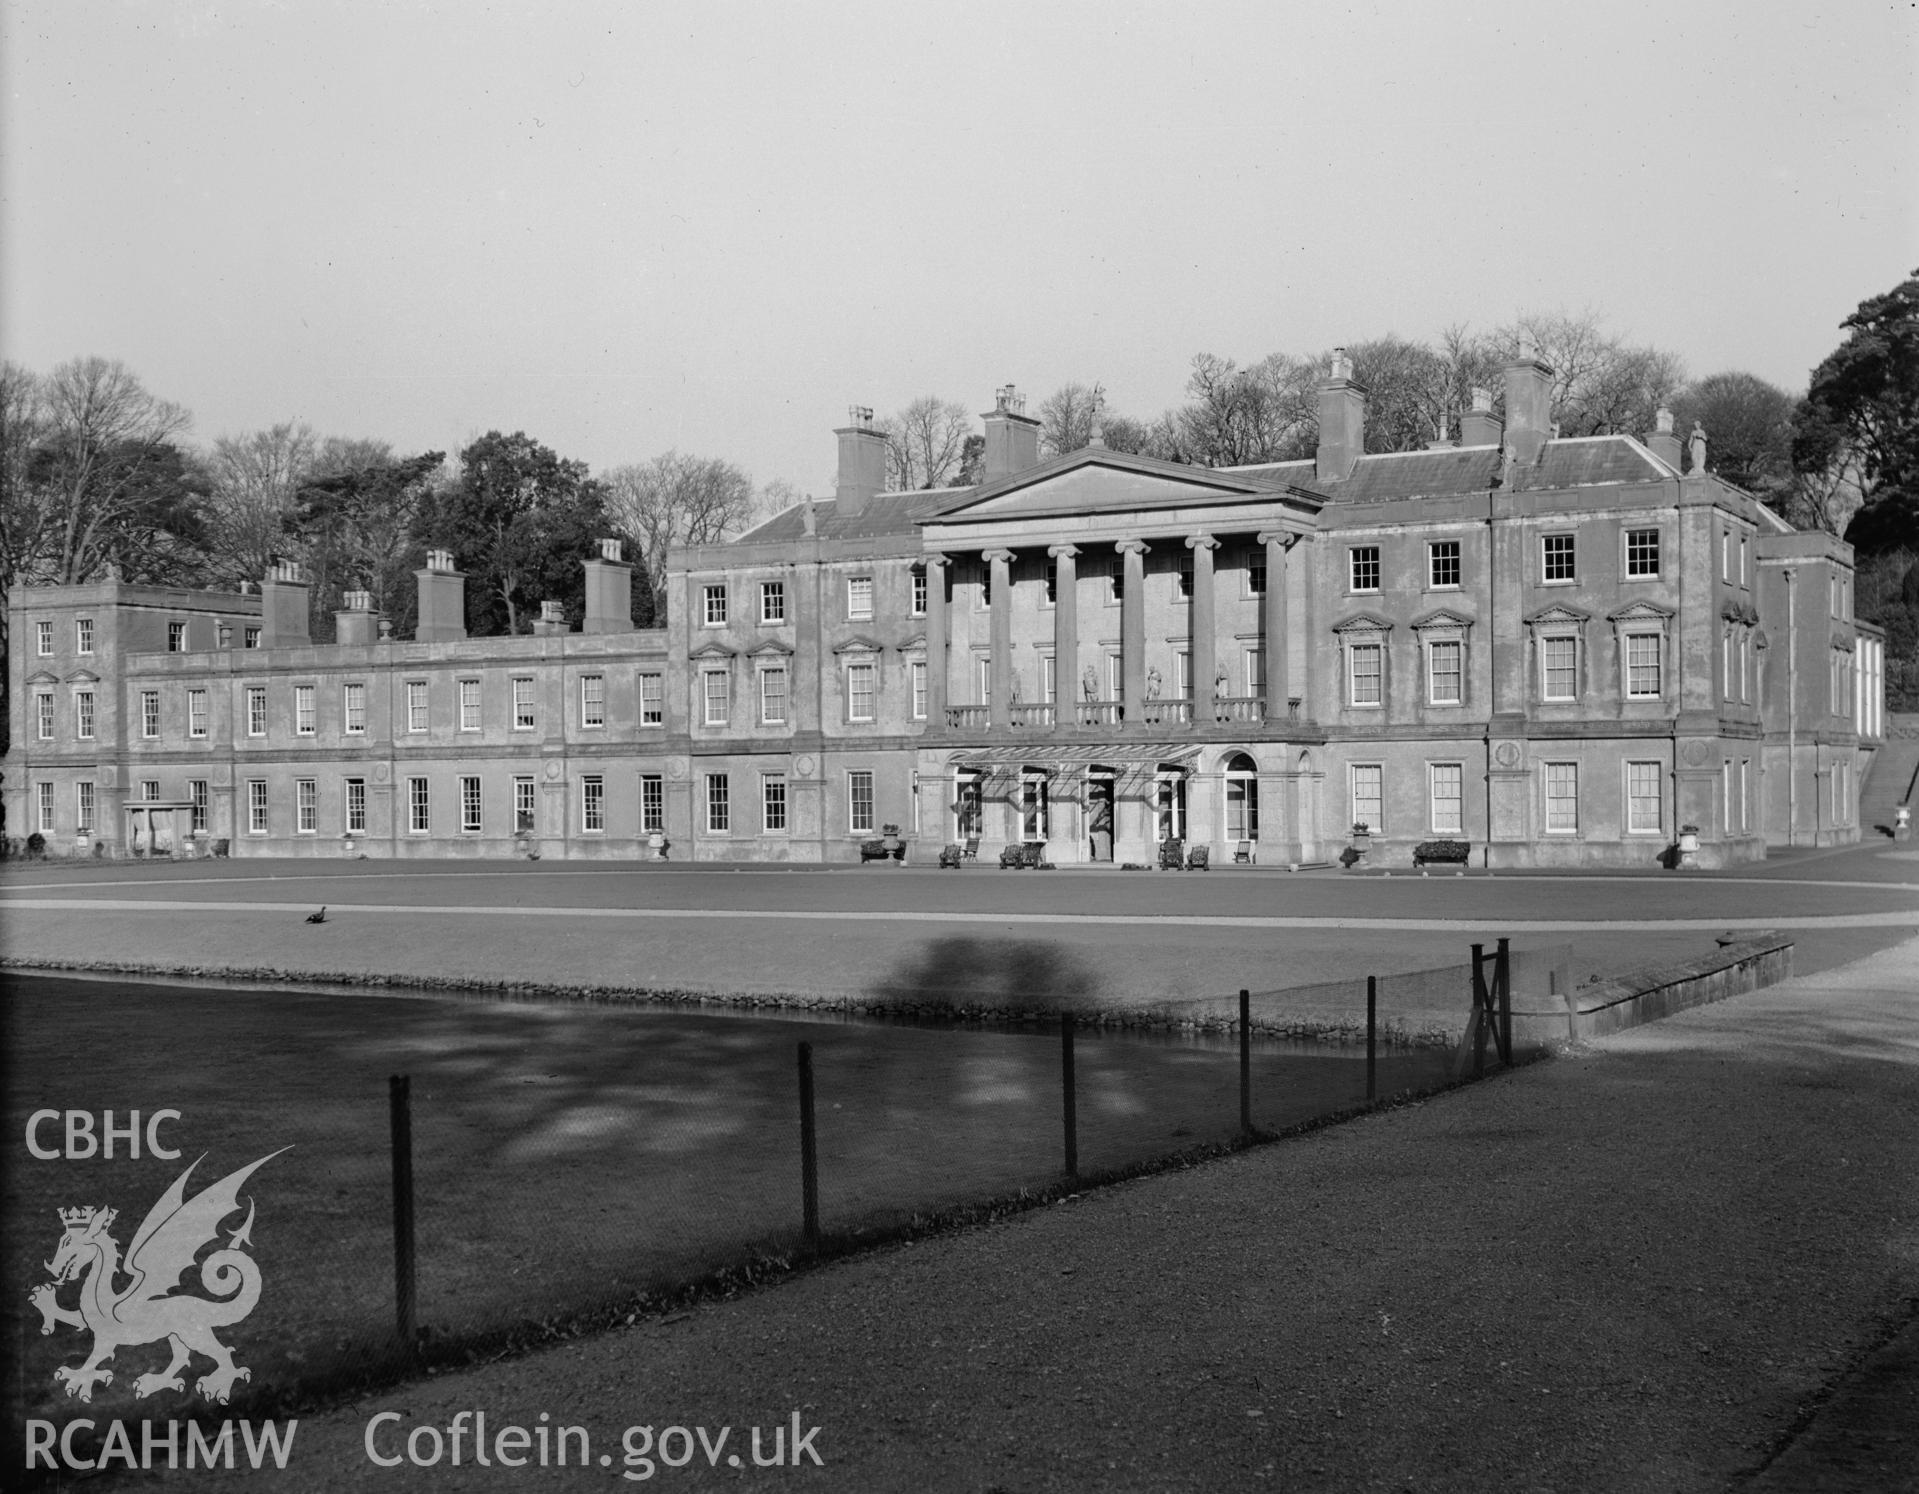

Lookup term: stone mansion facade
[5,352,1887,869]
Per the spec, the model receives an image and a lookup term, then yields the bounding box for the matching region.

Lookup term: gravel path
[177,932,1919,1492]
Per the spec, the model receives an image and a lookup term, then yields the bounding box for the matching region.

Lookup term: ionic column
[984,549,1016,729]
[1257,530,1291,723]
[1048,544,1079,730]
[924,554,949,729]
[1187,534,1219,723]
[1117,539,1149,727]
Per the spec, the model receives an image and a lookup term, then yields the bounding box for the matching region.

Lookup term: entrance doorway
[1086,772,1114,861]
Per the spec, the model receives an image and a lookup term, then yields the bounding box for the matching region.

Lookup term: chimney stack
[1502,339,1555,468]
[260,559,311,648]
[1645,407,1683,470]
[582,537,632,634]
[414,549,467,642]
[1459,387,1503,447]
[835,405,889,518]
[1315,348,1367,482]
[335,588,379,646]
[531,598,570,636]
[982,385,1042,484]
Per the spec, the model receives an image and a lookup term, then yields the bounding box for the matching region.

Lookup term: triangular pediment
[923,448,1323,528]
[1607,600,1675,624]
[64,668,101,684]
[895,632,927,654]
[1411,607,1476,631]
[745,639,794,658]
[1525,604,1590,627]
[831,634,884,655]
[24,669,59,685]
[1331,611,1395,634]
[688,641,737,660]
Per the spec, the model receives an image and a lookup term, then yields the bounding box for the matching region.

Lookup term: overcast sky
[3,1,1912,493]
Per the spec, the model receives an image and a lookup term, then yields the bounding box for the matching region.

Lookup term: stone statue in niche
[1082,665,1098,701]
[1690,423,1708,474]
[1145,668,1162,700]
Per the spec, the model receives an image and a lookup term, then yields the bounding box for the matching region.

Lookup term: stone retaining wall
[1507,934,1794,1048]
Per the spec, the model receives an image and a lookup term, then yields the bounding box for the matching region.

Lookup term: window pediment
[832,634,884,655]
[1524,604,1589,629]
[1331,611,1394,635]
[895,633,927,655]
[25,669,59,686]
[1410,607,1475,632]
[65,669,101,684]
[746,640,794,658]
[1608,601,1674,626]
[689,642,737,661]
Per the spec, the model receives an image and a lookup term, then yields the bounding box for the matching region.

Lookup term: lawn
[4,973,1452,1430]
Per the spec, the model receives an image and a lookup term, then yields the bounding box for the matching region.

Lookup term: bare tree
[1038,383,1103,457]
[882,396,973,490]
[1097,411,1184,461]
[603,451,760,621]
[202,421,317,585]
[1786,434,1870,537]
[1492,310,1685,436]
[1170,352,1315,466]
[0,363,55,593]
[32,357,200,584]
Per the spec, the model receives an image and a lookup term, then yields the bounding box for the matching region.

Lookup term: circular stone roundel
[373,763,390,783]
[666,757,688,780]
[1493,742,1520,768]
[1682,739,1711,767]
[795,755,817,779]
[544,761,563,780]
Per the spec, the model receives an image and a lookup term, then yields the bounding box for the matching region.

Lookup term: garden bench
[938,837,981,869]
[859,839,902,862]
[1412,838,1472,867]
[999,841,1046,869]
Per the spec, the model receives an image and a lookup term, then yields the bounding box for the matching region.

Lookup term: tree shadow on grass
[867,935,1101,1018]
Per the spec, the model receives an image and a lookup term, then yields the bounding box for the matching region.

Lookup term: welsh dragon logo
[30,1149,288,1405]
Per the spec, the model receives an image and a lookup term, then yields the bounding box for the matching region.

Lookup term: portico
[914,446,1325,864]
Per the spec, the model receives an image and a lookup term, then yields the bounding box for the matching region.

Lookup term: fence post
[1496,937,1512,1065]
[797,1042,821,1250]
[1061,1013,1079,1179]
[388,1074,416,1356]
[1470,942,1487,1078]
[1366,975,1377,1100]
[1239,989,1252,1136]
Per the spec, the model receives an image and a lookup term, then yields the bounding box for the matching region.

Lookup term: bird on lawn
[306,907,327,924]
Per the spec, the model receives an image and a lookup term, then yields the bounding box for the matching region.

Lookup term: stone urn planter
[647,832,669,860]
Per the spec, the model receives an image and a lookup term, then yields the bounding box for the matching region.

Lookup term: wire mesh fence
[6,959,1493,1443]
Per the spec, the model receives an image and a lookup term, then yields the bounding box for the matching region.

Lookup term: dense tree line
[0,360,783,779]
